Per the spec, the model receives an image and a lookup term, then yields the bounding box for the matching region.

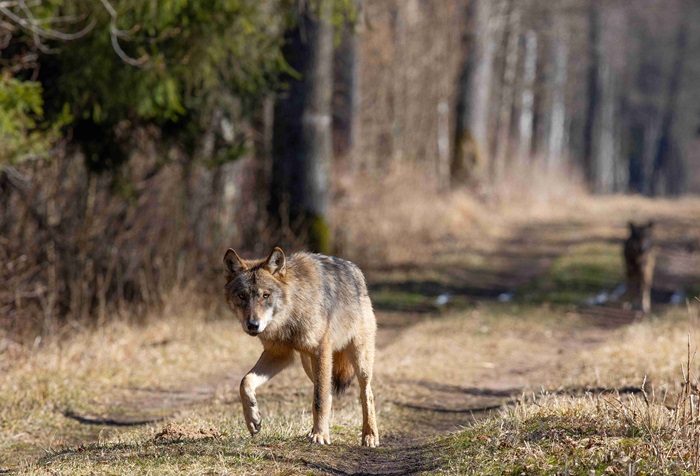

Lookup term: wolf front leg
[240,349,293,436]
[308,332,333,444]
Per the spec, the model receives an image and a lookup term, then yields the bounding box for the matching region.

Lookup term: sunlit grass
[3,195,700,474]
[443,390,700,475]
[522,242,623,305]
[5,295,700,474]
[0,297,257,469]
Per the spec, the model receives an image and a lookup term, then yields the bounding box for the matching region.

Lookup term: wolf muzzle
[245,319,262,335]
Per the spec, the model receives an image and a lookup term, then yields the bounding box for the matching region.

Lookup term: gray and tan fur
[624,221,656,314]
[223,247,379,447]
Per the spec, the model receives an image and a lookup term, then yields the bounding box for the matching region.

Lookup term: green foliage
[50,0,292,117]
[1,0,361,170]
[0,0,303,170]
[0,76,71,167]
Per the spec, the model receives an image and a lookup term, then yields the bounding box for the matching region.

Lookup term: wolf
[624,221,656,314]
[223,247,379,447]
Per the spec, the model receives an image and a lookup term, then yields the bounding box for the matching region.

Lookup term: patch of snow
[434,292,452,307]
[497,292,514,302]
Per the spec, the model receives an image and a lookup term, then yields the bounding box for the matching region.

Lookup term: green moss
[521,242,623,305]
[308,213,333,255]
[370,289,435,312]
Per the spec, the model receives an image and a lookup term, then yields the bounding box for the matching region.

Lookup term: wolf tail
[332,351,355,395]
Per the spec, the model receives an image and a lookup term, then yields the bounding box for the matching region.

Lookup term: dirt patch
[153,422,222,443]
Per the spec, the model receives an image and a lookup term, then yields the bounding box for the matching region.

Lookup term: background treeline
[1,0,699,333]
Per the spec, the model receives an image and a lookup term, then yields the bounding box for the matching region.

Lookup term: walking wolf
[223,247,379,447]
[624,221,656,313]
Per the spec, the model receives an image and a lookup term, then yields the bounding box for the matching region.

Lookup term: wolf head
[627,221,654,253]
[223,247,287,336]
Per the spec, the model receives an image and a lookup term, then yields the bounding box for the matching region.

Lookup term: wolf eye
[237,293,246,300]
[262,293,270,299]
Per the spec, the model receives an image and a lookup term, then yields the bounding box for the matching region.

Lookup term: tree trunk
[546,25,568,169]
[270,0,334,253]
[517,30,538,163]
[592,62,619,193]
[452,0,502,187]
[491,0,519,184]
[333,0,362,161]
[582,0,601,188]
[651,12,689,196]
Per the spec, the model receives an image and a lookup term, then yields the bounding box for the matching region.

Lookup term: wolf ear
[223,249,247,281]
[264,247,286,277]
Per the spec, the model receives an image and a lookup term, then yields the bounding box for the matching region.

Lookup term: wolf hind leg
[303,344,360,391]
[349,321,379,447]
[301,349,353,394]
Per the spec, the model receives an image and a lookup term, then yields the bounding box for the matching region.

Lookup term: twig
[0,2,95,41]
[641,374,650,406]
[98,0,148,67]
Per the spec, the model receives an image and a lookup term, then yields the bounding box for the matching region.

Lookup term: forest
[2,0,700,330]
[2,1,700,473]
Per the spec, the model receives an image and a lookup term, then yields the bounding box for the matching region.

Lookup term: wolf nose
[247,320,260,332]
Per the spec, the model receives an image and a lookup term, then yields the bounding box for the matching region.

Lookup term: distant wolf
[223,247,379,447]
[623,221,656,313]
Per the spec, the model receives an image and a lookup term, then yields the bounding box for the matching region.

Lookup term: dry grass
[0,290,385,473]
[445,388,700,475]
[0,293,255,468]
[4,295,700,474]
[331,162,699,270]
[444,305,700,475]
[333,163,491,266]
[3,190,700,474]
[484,158,589,220]
[565,305,700,393]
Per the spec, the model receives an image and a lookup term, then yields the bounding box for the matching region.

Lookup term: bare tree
[333,0,363,161]
[270,0,334,253]
[452,0,496,185]
[491,0,520,183]
[582,0,601,188]
[546,21,569,169]
[651,8,690,195]
[517,29,538,163]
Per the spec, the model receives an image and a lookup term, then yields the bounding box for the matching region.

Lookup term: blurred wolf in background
[624,221,656,313]
[223,247,379,447]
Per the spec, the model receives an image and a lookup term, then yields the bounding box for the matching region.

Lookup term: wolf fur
[223,247,379,447]
[624,221,656,314]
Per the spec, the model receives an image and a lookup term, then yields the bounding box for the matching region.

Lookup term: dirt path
[291,211,700,474]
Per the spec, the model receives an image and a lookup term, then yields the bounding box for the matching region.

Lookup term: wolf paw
[244,407,262,436]
[362,432,379,448]
[246,418,261,436]
[308,432,331,445]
